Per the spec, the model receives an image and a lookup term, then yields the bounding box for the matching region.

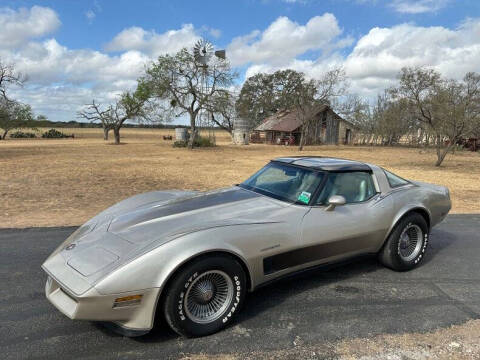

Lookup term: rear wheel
[378,213,429,271]
[163,255,246,337]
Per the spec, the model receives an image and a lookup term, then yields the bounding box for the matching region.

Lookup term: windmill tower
[193,39,226,145]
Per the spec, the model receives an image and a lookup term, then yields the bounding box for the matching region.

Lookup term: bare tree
[78,100,115,140]
[78,90,148,144]
[463,72,480,139]
[334,94,373,144]
[0,60,25,101]
[206,89,238,135]
[394,67,480,166]
[140,48,236,148]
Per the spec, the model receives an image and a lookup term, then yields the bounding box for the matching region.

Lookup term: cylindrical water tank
[233,118,250,145]
[175,128,187,141]
[233,130,249,145]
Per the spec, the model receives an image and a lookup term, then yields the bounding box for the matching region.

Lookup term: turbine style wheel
[163,255,246,337]
[398,224,423,262]
[378,213,429,271]
[184,270,234,324]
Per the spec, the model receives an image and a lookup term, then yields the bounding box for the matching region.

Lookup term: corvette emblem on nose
[65,244,76,251]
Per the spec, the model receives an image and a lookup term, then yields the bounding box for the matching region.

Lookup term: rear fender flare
[380,205,431,251]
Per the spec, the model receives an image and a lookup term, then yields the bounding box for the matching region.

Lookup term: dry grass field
[1,127,479,228]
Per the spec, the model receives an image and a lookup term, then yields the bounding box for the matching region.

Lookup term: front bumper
[45,276,160,336]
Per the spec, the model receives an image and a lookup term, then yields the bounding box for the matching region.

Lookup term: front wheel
[163,255,246,337]
[378,213,429,271]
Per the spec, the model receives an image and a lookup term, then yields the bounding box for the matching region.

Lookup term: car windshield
[239,162,324,204]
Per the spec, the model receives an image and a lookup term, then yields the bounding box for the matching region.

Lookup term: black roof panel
[273,156,371,171]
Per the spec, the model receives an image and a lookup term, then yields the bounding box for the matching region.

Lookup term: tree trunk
[434,135,451,167]
[113,127,120,145]
[298,126,306,151]
[2,130,7,140]
[188,112,197,149]
[103,127,110,141]
[417,128,424,147]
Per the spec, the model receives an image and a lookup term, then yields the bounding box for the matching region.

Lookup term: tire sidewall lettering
[222,273,242,324]
[414,232,429,264]
[178,272,198,321]
[177,270,243,325]
[397,220,429,265]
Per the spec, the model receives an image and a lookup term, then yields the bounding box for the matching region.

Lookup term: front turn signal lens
[113,294,143,308]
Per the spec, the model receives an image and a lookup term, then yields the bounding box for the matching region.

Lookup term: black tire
[378,213,429,271]
[163,255,246,337]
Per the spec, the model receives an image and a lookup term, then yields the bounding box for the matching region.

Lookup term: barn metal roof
[254,110,302,132]
[273,156,371,171]
[254,105,355,132]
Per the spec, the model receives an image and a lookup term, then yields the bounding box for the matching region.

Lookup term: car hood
[107,186,284,242]
[46,187,288,291]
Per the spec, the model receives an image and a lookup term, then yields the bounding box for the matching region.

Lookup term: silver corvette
[42,157,451,337]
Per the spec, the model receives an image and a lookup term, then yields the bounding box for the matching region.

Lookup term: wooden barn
[251,105,355,145]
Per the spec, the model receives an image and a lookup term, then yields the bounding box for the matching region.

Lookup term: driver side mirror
[325,195,346,211]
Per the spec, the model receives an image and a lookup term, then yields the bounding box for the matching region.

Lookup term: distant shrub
[173,140,187,147]
[42,129,73,138]
[194,136,215,147]
[10,131,36,138]
[172,136,215,148]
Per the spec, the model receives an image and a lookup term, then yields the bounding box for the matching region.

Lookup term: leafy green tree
[236,68,346,150]
[139,48,236,148]
[236,69,307,129]
[0,101,34,139]
[237,68,346,149]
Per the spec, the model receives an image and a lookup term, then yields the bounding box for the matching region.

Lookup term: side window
[383,169,409,188]
[316,172,376,205]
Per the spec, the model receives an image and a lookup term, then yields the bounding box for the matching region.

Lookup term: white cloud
[344,19,480,95]
[1,38,149,86]
[0,7,203,121]
[227,14,353,66]
[5,40,148,122]
[0,6,60,48]
[390,0,450,14]
[243,17,480,98]
[104,24,200,57]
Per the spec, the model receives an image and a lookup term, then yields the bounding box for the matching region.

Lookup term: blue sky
[1,0,479,122]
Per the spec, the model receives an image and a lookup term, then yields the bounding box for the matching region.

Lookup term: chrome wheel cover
[398,224,423,262]
[184,270,234,324]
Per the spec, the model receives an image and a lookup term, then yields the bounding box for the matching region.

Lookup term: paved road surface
[1,215,479,359]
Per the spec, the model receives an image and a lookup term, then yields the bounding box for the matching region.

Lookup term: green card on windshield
[298,191,311,204]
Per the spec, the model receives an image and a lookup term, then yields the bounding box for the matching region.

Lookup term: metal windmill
[193,38,226,143]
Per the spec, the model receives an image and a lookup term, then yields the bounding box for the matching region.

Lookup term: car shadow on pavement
[237,256,381,322]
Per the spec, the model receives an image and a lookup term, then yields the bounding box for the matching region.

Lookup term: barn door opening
[345,128,352,145]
